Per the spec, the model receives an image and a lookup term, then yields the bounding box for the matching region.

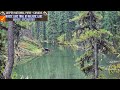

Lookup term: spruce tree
[70,11,116,79]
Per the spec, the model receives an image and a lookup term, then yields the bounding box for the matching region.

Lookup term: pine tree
[57,11,66,36]
[0,30,6,78]
[43,21,47,40]
[46,11,58,44]
[102,11,120,49]
[57,11,77,42]
[64,11,76,41]
[70,11,116,79]
[36,21,40,40]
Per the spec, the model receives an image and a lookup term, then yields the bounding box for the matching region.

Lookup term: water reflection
[13,43,120,79]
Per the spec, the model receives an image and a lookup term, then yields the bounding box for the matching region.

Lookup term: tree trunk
[31,23,34,38]
[3,21,14,79]
[36,21,40,40]
[94,38,98,79]
[89,11,99,79]
[43,22,46,40]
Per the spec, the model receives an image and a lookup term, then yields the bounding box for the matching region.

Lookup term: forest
[1,11,120,79]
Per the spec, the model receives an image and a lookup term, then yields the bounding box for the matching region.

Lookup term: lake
[12,43,120,79]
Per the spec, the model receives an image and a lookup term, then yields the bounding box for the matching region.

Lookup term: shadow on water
[13,43,120,79]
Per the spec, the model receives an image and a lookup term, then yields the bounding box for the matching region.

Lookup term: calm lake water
[12,43,120,79]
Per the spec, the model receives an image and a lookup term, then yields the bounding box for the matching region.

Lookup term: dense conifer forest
[1,11,120,79]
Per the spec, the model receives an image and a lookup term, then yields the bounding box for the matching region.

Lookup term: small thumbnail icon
[0,11,6,22]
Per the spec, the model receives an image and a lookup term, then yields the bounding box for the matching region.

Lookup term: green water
[13,43,120,79]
